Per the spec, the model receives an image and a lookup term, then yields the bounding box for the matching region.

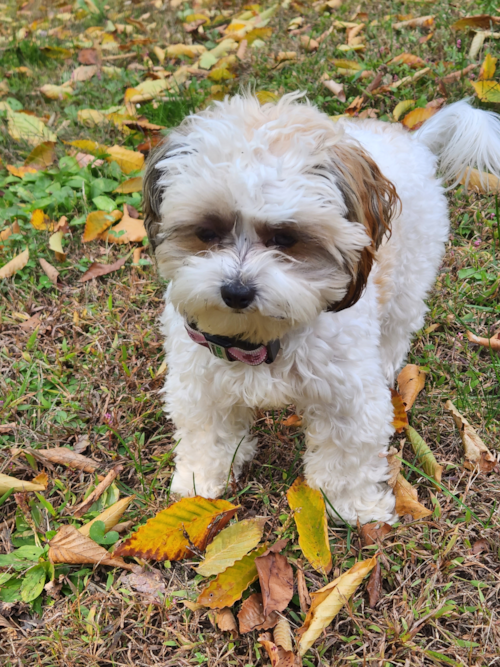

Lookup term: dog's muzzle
[185,321,280,366]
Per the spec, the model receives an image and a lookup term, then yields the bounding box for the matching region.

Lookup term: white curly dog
[143,93,500,525]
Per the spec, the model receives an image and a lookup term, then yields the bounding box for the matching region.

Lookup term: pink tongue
[228,346,267,365]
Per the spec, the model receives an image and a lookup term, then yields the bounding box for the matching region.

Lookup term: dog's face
[144,94,399,344]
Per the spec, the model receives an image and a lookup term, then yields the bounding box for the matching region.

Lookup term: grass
[1,0,500,665]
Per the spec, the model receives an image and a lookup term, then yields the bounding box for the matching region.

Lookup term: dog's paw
[170,470,226,500]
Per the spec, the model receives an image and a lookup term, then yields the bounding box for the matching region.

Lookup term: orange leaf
[48,524,134,570]
[30,209,54,231]
[281,414,302,427]
[391,389,408,433]
[388,53,426,69]
[82,210,122,243]
[99,204,147,244]
[393,474,432,519]
[0,248,29,279]
[401,107,437,130]
[0,221,20,245]
[466,330,500,352]
[7,164,37,178]
[397,364,426,411]
[115,497,238,561]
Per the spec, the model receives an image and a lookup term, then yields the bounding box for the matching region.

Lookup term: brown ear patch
[326,143,401,312]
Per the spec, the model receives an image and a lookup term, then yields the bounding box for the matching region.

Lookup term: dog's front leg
[167,394,256,499]
[300,388,397,526]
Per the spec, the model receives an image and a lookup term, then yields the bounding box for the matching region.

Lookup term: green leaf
[92,195,116,213]
[196,517,266,577]
[35,492,56,517]
[14,545,44,560]
[89,520,120,545]
[0,577,23,602]
[405,426,443,487]
[20,564,46,602]
[287,477,332,575]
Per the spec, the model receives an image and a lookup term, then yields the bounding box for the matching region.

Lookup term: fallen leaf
[71,65,97,82]
[82,210,122,243]
[0,472,47,494]
[78,48,100,65]
[394,474,432,519]
[388,53,427,68]
[397,365,426,411]
[386,446,402,488]
[460,168,500,193]
[121,570,166,601]
[0,248,29,279]
[274,617,293,652]
[39,258,60,286]
[40,84,74,100]
[238,592,279,633]
[472,538,490,555]
[66,139,108,156]
[74,435,90,454]
[470,80,500,103]
[331,58,363,71]
[113,520,134,534]
[0,423,16,433]
[30,209,53,231]
[322,79,346,102]
[297,556,377,655]
[466,329,500,351]
[197,543,267,609]
[366,558,382,607]
[79,256,128,282]
[344,94,364,115]
[79,496,135,537]
[73,465,123,518]
[49,525,133,569]
[256,542,294,616]
[441,64,478,83]
[393,15,434,30]
[196,517,266,577]
[4,108,56,146]
[24,141,56,170]
[217,608,238,634]
[44,579,62,599]
[0,221,20,245]
[167,43,207,58]
[6,164,37,178]
[125,79,170,103]
[445,400,497,473]
[393,99,416,120]
[31,447,99,473]
[258,633,302,667]
[359,521,392,546]
[401,106,437,130]
[469,32,486,60]
[452,15,500,31]
[286,477,332,575]
[114,176,143,194]
[296,567,311,613]
[479,53,497,80]
[99,205,147,244]
[49,231,66,262]
[405,425,443,486]
[391,389,409,432]
[300,35,319,51]
[281,414,302,427]
[256,90,279,104]
[116,497,238,561]
[106,145,144,174]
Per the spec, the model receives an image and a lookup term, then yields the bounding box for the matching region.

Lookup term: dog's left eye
[266,232,298,249]
[196,228,220,243]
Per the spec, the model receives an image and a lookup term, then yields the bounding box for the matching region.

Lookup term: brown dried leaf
[388,53,427,68]
[452,15,500,31]
[71,65,97,82]
[366,558,382,607]
[39,258,60,286]
[466,330,500,351]
[394,474,432,520]
[238,593,279,633]
[256,543,294,617]
[217,608,238,634]
[24,141,56,170]
[441,64,478,83]
[79,496,135,537]
[78,48,100,65]
[386,446,402,488]
[0,221,20,245]
[49,525,133,569]
[296,567,311,613]
[391,389,409,432]
[0,423,16,434]
[393,15,434,30]
[322,79,346,102]
[359,521,392,546]
[472,539,489,555]
[281,414,302,428]
[397,364,426,411]
[300,35,318,51]
[33,447,98,473]
[445,400,497,473]
[258,633,302,667]
[73,465,123,517]
[274,617,293,652]
[120,569,166,601]
[79,256,128,283]
[44,579,62,599]
[0,248,29,279]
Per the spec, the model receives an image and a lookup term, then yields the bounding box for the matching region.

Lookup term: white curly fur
[145,93,499,525]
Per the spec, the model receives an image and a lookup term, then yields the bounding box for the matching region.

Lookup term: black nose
[220,281,256,309]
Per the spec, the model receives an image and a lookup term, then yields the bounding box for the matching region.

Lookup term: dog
[142,93,500,525]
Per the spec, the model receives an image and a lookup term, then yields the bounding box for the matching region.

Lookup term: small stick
[73,464,123,518]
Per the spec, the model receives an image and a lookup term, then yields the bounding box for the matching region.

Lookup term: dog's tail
[413,98,500,188]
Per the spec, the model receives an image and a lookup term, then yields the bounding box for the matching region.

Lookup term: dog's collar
[185,321,280,365]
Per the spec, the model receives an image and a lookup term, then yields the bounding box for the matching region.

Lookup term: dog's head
[144,93,399,343]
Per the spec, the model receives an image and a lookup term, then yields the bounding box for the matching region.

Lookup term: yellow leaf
[452,15,500,31]
[77,109,107,127]
[114,497,239,561]
[394,474,432,519]
[114,176,143,194]
[393,99,416,120]
[82,210,122,243]
[401,106,437,129]
[0,470,47,493]
[105,146,144,174]
[208,67,235,81]
[49,525,133,569]
[99,204,146,243]
[71,65,97,82]
[25,141,56,169]
[391,388,408,432]
[393,15,434,30]
[331,58,362,70]
[479,53,497,81]
[445,400,498,473]
[79,496,135,537]
[153,46,165,63]
[286,477,332,576]
[0,221,20,245]
[388,53,426,68]
[6,164,37,178]
[196,517,266,577]
[405,425,443,487]
[66,139,109,156]
[298,556,377,655]
[197,543,268,608]
[166,43,207,58]
[6,110,57,146]
[30,209,53,231]
[471,80,500,103]
[256,90,279,104]
[460,167,500,193]
[40,84,74,100]
[125,78,170,103]
[0,248,29,279]
[397,364,426,411]
[49,231,66,262]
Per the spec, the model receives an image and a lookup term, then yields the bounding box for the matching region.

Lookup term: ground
[0,0,500,665]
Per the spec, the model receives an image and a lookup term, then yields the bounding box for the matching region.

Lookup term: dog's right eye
[196,228,220,243]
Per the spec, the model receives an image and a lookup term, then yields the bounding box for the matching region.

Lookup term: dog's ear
[327,143,400,312]
[142,139,172,252]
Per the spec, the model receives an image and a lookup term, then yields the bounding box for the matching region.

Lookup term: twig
[72,464,123,518]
